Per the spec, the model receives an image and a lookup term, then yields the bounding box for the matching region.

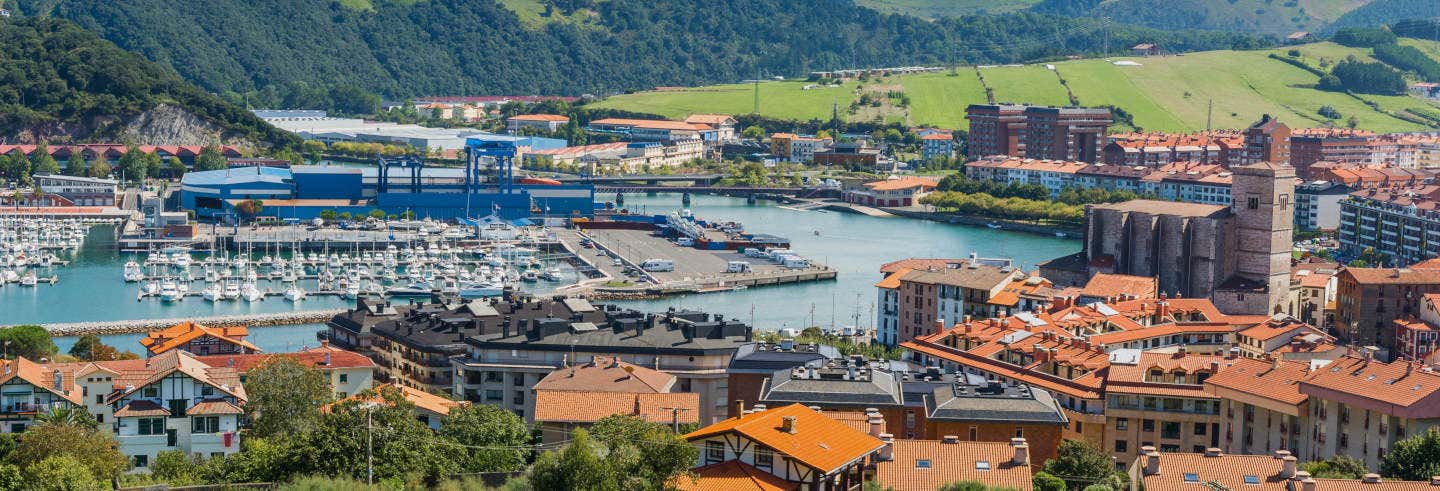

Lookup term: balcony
[116,434,170,448]
[190,432,237,451]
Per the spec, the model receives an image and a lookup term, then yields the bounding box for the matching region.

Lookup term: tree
[528,430,617,491]
[1043,440,1124,491]
[118,145,148,183]
[4,153,31,186]
[588,415,698,490]
[741,126,764,141]
[439,403,531,473]
[30,143,60,176]
[337,211,352,221]
[0,325,56,360]
[319,209,338,222]
[86,159,111,179]
[1382,427,1440,481]
[195,145,228,172]
[64,152,86,177]
[296,386,460,483]
[33,407,98,431]
[0,463,21,491]
[368,209,385,219]
[1034,471,1068,491]
[244,356,332,438]
[67,334,138,362]
[167,156,187,179]
[9,420,127,482]
[22,455,101,491]
[149,451,201,485]
[235,199,265,220]
[1301,455,1368,479]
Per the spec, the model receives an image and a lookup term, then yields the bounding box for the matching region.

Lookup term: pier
[12,309,346,337]
[553,227,836,299]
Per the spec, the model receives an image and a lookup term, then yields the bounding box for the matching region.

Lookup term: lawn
[979,64,1071,107]
[589,80,861,122]
[895,71,987,128]
[588,42,1440,133]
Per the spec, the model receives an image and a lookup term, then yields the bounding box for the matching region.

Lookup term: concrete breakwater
[8,309,346,337]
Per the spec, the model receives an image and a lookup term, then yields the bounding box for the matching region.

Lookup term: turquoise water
[6,194,1080,352]
[605,194,1080,330]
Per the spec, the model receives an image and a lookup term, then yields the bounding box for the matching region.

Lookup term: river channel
[5,194,1080,353]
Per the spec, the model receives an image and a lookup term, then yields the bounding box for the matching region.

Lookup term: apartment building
[1204,357,1312,459]
[598,139,705,172]
[454,303,750,424]
[726,340,841,416]
[1241,114,1291,165]
[1294,180,1352,230]
[530,356,699,442]
[963,157,1087,198]
[921,133,955,161]
[1394,294,1440,363]
[842,177,938,207]
[33,174,118,206]
[1024,106,1112,162]
[1104,351,1224,460]
[1289,129,1376,178]
[965,104,1028,159]
[876,259,973,347]
[1338,186,1440,267]
[1299,354,1440,470]
[0,358,82,433]
[1335,266,1440,351]
[888,260,1026,345]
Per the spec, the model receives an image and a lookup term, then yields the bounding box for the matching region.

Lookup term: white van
[725,261,751,273]
[641,259,675,272]
[676,237,695,247]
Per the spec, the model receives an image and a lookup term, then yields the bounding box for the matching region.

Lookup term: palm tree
[30,184,43,208]
[9,191,20,210]
[34,406,98,430]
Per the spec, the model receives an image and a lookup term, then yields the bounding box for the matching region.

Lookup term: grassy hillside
[869,0,1379,33]
[590,41,1440,133]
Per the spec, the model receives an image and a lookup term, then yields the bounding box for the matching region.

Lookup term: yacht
[160,279,184,302]
[0,269,16,284]
[342,282,361,299]
[141,279,161,296]
[241,282,263,302]
[542,267,563,281]
[222,278,241,300]
[520,270,539,282]
[385,282,433,297]
[439,278,460,295]
[202,283,224,302]
[172,253,193,269]
[19,271,38,287]
[458,280,505,299]
[123,261,145,282]
[284,284,307,302]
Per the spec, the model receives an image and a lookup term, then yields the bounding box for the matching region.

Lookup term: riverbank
[879,208,1084,237]
[9,309,345,337]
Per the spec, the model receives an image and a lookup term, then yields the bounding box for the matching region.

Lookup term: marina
[0,194,1080,344]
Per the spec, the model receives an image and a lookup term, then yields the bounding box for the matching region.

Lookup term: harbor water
[3,194,1080,351]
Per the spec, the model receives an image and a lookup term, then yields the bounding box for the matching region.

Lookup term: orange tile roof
[1137,451,1440,491]
[875,269,910,289]
[532,390,700,424]
[188,400,244,415]
[590,118,711,131]
[191,347,375,373]
[1395,316,1436,333]
[108,350,247,403]
[874,440,1034,491]
[684,114,737,125]
[1300,356,1440,413]
[1297,272,1334,288]
[533,356,675,393]
[139,322,260,356]
[1238,318,1323,342]
[901,340,1106,400]
[1081,273,1156,299]
[879,258,968,274]
[1088,322,1233,345]
[333,383,464,417]
[509,114,569,122]
[0,357,83,405]
[685,404,884,474]
[1106,352,1227,384]
[1343,267,1440,285]
[920,134,952,141]
[671,460,797,491]
[987,290,1021,307]
[864,177,939,191]
[1204,357,1312,406]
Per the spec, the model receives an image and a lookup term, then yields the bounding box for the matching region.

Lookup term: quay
[553,227,836,299]
[10,309,346,337]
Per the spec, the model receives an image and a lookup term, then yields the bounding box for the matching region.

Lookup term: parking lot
[581,229,794,283]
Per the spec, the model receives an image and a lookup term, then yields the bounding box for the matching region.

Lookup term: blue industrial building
[180,138,594,223]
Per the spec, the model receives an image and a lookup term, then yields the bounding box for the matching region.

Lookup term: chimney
[1177,345,1188,357]
[1302,478,1317,491]
[1012,438,1031,466]
[1294,471,1312,482]
[1273,449,1292,459]
[1281,456,1298,479]
[1204,447,1223,457]
[1210,361,1221,373]
[935,318,946,334]
[1364,474,1382,484]
[878,433,894,461]
[1429,476,1440,486]
[869,417,884,437]
[734,400,744,416]
[780,416,798,434]
[1033,345,1050,363]
[1272,356,1282,371]
[1144,451,1161,476]
[942,435,959,444]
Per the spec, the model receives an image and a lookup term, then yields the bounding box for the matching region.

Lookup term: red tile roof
[508,114,569,122]
[532,391,699,425]
[1081,273,1157,300]
[874,440,1034,491]
[1204,357,1312,407]
[533,356,675,393]
[188,400,244,415]
[864,177,939,191]
[139,322,259,356]
[1299,356,1440,414]
[685,404,884,474]
[671,460,797,491]
[191,347,374,372]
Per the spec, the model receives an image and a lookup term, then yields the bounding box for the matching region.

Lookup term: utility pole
[366,406,374,486]
[662,407,691,433]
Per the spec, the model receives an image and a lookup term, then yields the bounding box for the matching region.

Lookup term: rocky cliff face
[12,104,259,151]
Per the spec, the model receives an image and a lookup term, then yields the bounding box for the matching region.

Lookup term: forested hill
[17,0,1266,101]
[0,17,299,148]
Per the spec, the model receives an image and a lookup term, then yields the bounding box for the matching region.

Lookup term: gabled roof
[188,400,244,415]
[1081,273,1157,300]
[684,404,884,474]
[671,460,797,491]
[109,350,247,403]
[114,400,169,418]
[684,114,738,126]
[1300,356,1440,414]
[533,356,675,393]
[139,322,260,356]
[1204,357,1312,407]
[0,357,82,405]
[332,383,464,416]
[863,177,938,191]
[875,440,1034,491]
[532,391,699,424]
[191,346,375,372]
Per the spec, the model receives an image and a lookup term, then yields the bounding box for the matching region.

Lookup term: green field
[589,42,1440,133]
